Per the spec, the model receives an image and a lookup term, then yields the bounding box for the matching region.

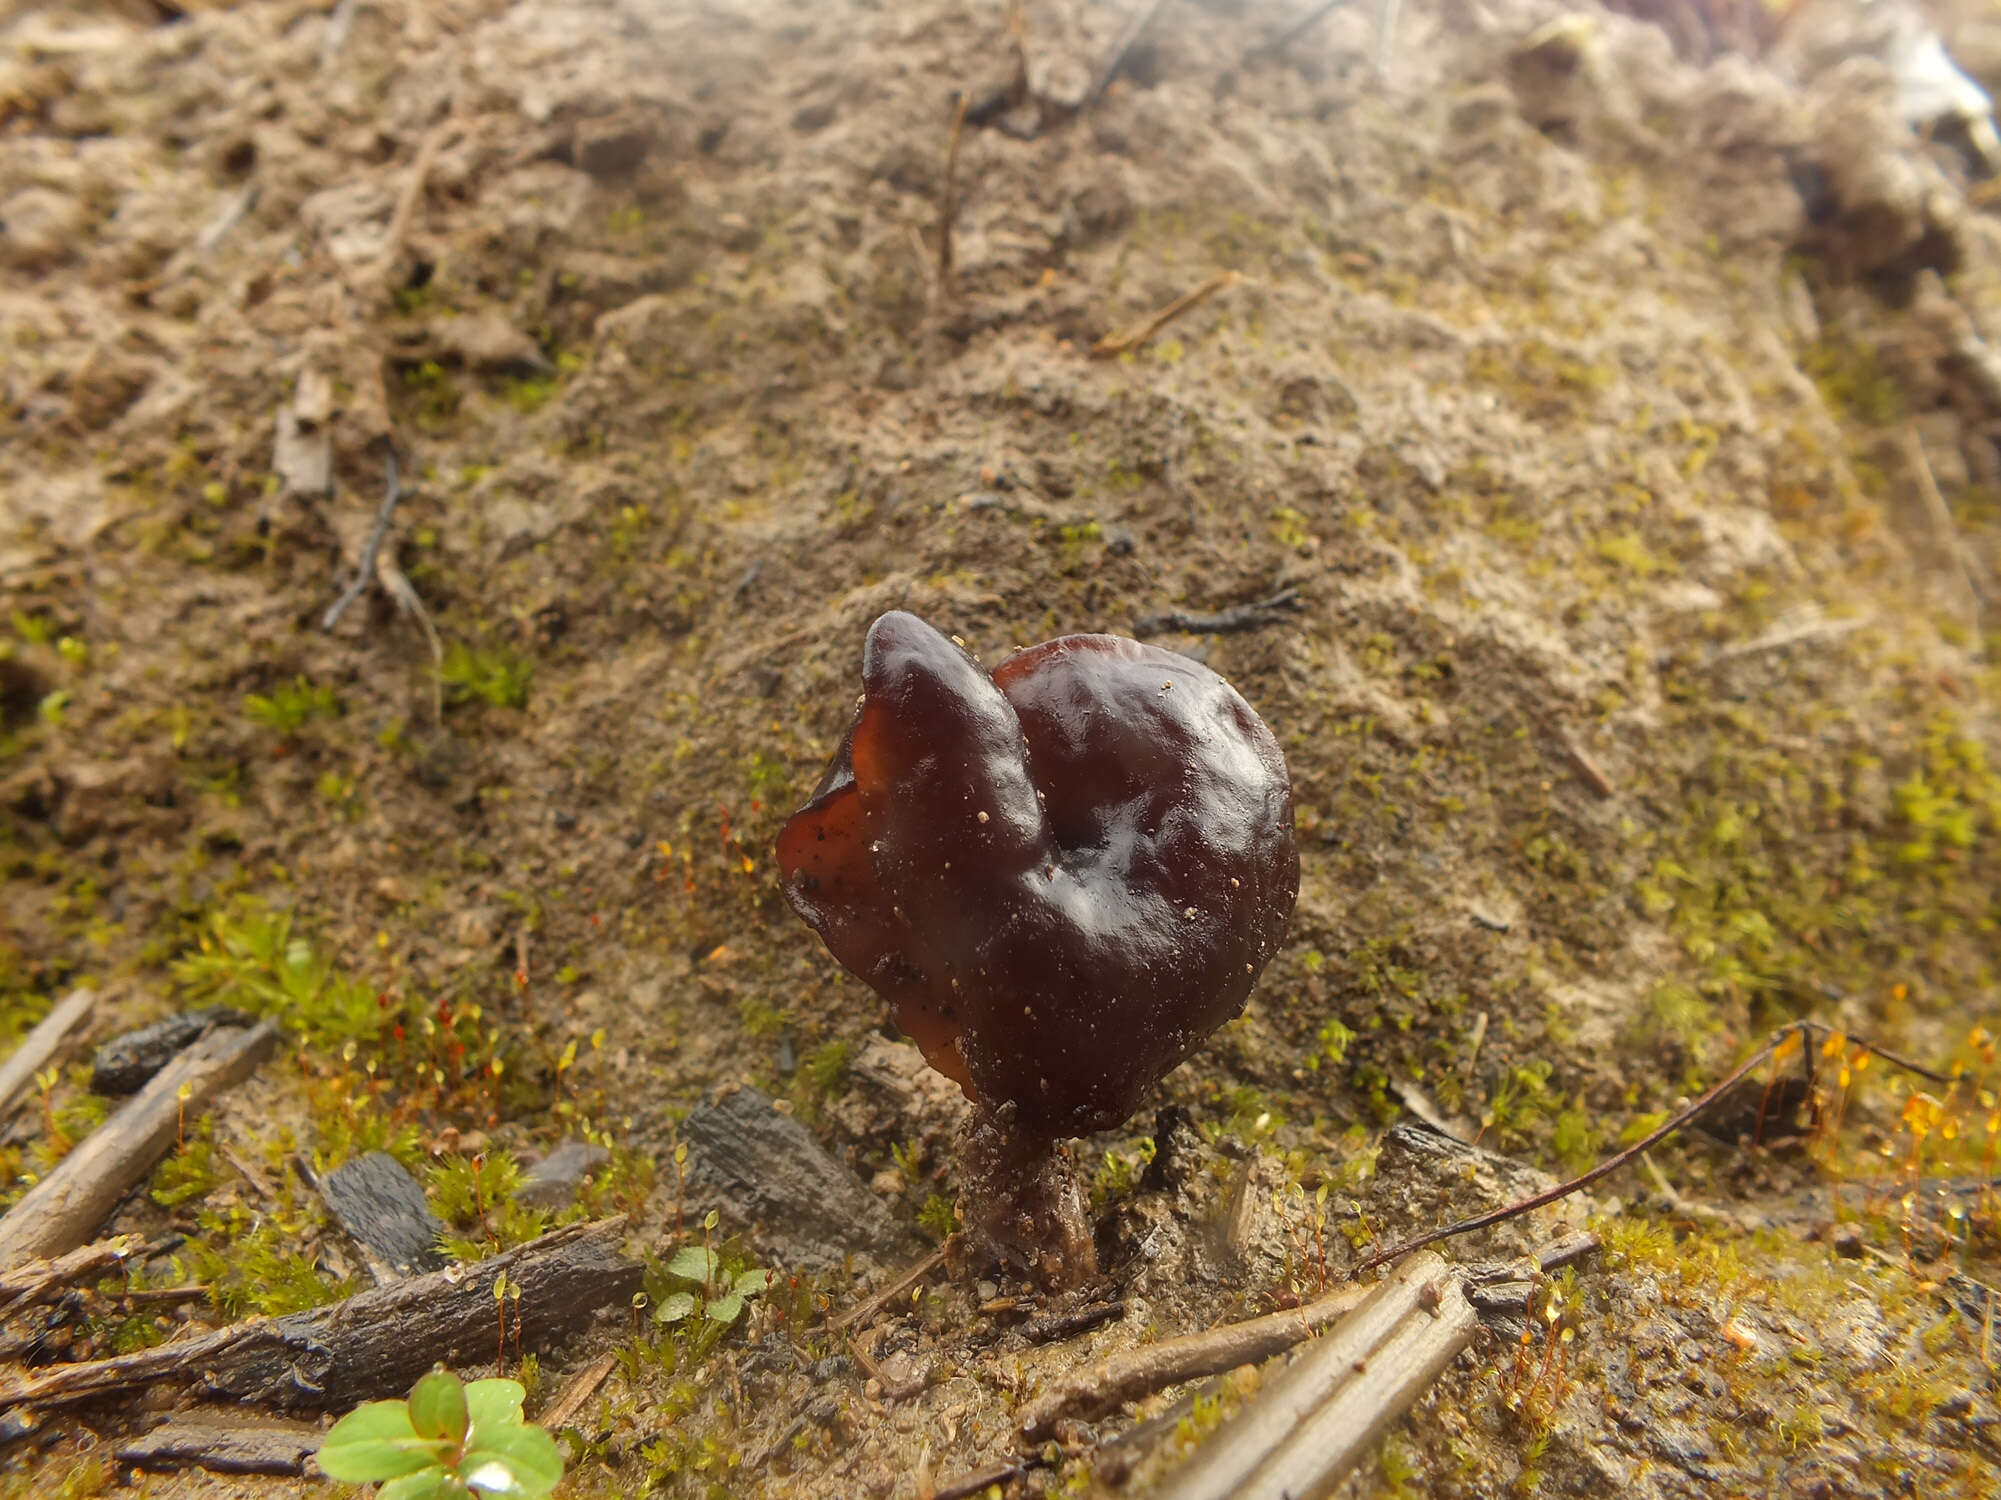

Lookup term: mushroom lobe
[777,610,1299,1136]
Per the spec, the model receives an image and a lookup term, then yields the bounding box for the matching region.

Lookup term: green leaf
[651,1290,695,1324]
[317,1399,448,1482]
[408,1368,470,1446]
[734,1267,776,1298]
[704,1292,744,1325]
[463,1378,528,1440]
[664,1246,716,1284]
[377,1471,462,1500]
[460,1423,565,1498]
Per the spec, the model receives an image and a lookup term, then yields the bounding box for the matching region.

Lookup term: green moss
[916,1193,956,1241]
[1594,531,1670,577]
[400,360,462,431]
[1805,332,1902,427]
[244,676,341,737]
[0,1457,110,1500]
[172,896,388,1050]
[177,1175,361,1318]
[429,1150,551,1258]
[504,373,561,413]
[151,1129,221,1208]
[1465,339,1616,423]
[440,641,534,710]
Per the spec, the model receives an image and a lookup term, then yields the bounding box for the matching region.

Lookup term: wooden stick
[932,1458,1046,1500]
[1134,587,1301,637]
[0,1218,639,1414]
[1562,735,1616,798]
[0,990,95,1118]
[1155,1253,1475,1500]
[1017,1280,1369,1439]
[374,545,444,722]
[1896,425,1986,609]
[1090,272,1243,359]
[121,1284,211,1307]
[1712,612,1867,664]
[537,1351,616,1432]
[0,1022,279,1271]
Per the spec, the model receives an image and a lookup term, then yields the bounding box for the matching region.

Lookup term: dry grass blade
[1091,272,1244,359]
[832,1247,945,1334]
[938,93,969,284]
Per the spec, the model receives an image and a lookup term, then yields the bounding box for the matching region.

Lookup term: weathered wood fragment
[116,1415,322,1475]
[0,1234,143,1317]
[0,1217,638,1414]
[0,1021,280,1270]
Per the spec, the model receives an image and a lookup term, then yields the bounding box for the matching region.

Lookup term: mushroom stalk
[953,1099,1096,1287]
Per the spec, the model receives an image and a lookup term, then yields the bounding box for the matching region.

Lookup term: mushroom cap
[778,611,1299,1137]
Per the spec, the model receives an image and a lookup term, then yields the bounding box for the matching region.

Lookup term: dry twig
[1243,0,1352,63]
[1895,424,1986,613]
[0,1234,142,1319]
[1711,607,1868,664]
[1134,587,1301,637]
[322,442,405,633]
[0,989,94,1118]
[0,1022,279,1270]
[538,1351,616,1431]
[1562,735,1615,798]
[375,546,444,720]
[1017,1280,1369,1438]
[322,0,357,69]
[1085,0,1169,110]
[370,120,451,292]
[0,1218,637,1414]
[1350,1020,1950,1277]
[930,1458,1047,1500]
[1091,272,1244,359]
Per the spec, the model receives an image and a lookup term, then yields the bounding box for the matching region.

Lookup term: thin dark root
[1349,1019,1955,1278]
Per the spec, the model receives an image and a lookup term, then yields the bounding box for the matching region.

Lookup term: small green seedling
[652,1243,775,1329]
[317,1367,562,1499]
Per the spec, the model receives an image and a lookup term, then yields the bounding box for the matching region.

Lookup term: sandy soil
[5,0,2001,1495]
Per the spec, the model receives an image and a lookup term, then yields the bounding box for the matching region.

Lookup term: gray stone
[518,1137,612,1209]
[319,1151,449,1276]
